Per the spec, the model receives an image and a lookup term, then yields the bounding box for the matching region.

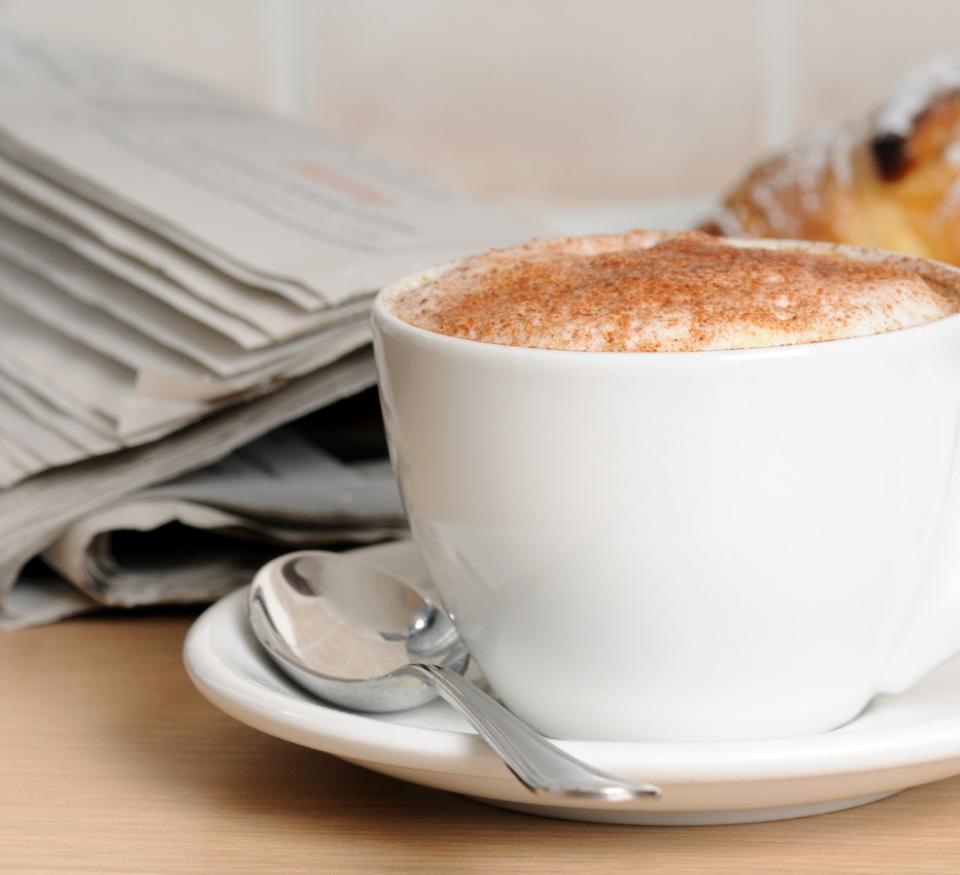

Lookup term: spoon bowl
[249,551,468,711]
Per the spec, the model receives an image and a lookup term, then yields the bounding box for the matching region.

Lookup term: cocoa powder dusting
[386,231,959,352]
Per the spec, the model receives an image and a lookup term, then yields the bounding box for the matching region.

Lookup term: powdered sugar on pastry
[875,56,960,137]
[702,121,864,241]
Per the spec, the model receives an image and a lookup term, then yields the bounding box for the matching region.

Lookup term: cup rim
[372,234,960,362]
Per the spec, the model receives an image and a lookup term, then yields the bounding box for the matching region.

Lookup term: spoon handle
[405,663,660,802]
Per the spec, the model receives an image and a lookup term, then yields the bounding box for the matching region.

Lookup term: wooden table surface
[2,611,960,874]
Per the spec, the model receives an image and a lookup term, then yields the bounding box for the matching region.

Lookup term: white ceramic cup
[371,238,960,742]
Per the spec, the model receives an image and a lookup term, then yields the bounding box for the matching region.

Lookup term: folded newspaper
[38,428,406,618]
[0,34,540,627]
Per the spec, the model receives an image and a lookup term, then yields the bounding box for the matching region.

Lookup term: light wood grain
[1,612,960,874]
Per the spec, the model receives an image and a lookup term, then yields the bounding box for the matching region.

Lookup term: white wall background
[3,0,960,208]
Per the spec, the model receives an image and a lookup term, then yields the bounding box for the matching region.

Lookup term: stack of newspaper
[0,35,539,627]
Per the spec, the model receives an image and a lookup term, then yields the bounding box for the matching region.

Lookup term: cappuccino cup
[371,232,960,742]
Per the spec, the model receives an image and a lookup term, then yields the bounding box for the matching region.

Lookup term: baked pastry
[703,58,960,265]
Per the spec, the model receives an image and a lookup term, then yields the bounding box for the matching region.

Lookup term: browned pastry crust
[704,61,960,267]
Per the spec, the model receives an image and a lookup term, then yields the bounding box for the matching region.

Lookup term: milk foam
[384,231,960,352]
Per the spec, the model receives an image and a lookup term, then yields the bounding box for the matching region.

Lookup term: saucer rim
[184,582,960,785]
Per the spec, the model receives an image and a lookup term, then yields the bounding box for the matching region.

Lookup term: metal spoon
[248,550,660,802]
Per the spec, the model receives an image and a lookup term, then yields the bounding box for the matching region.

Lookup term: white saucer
[184,540,960,825]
